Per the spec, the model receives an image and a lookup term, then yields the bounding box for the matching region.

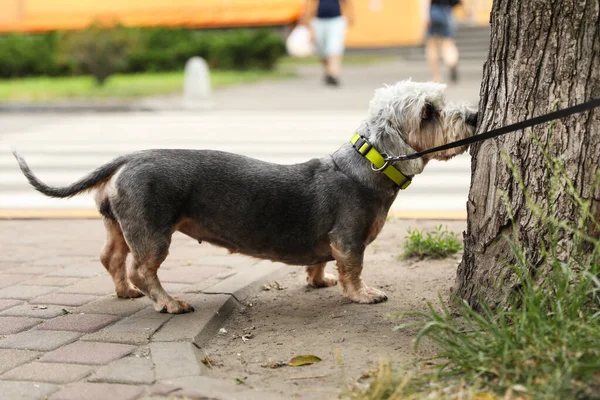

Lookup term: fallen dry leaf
[473,393,496,400]
[201,356,213,368]
[262,281,286,291]
[288,355,322,367]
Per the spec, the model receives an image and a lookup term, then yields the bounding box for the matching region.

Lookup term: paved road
[0,60,482,213]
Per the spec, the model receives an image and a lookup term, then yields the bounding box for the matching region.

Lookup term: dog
[13,80,477,314]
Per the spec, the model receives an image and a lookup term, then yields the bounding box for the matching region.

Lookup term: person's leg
[327,55,342,78]
[324,16,347,86]
[426,37,442,82]
[312,19,330,82]
[441,8,459,83]
[441,38,459,82]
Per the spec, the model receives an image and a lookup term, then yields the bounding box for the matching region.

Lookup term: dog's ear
[371,105,426,176]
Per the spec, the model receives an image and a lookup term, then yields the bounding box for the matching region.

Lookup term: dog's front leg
[306,263,338,288]
[330,243,388,304]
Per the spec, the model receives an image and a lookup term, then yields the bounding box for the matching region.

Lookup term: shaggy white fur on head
[363,79,476,176]
[368,80,447,124]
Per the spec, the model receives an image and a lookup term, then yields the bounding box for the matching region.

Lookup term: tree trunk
[455,0,600,309]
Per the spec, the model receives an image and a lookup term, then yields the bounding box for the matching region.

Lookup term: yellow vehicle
[0,0,491,47]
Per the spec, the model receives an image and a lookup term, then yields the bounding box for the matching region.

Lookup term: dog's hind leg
[306,263,338,288]
[330,242,387,304]
[124,231,194,314]
[100,219,143,298]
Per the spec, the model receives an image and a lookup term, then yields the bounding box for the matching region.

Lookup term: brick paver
[31,293,99,306]
[6,266,64,276]
[0,299,22,312]
[36,313,119,333]
[0,274,33,289]
[0,349,40,374]
[29,256,96,267]
[59,276,115,295]
[0,285,59,300]
[21,276,80,287]
[82,309,171,345]
[0,380,58,400]
[148,383,180,396]
[1,304,70,319]
[169,388,208,399]
[158,265,227,283]
[40,341,135,365]
[150,342,202,381]
[1,362,94,384]
[162,282,192,294]
[49,382,143,400]
[88,355,154,384]
[0,316,42,334]
[48,266,105,278]
[0,330,82,351]
[77,297,149,317]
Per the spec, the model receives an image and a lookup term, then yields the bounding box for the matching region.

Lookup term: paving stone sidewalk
[0,219,286,400]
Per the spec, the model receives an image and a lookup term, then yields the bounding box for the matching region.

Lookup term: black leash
[385,98,600,162]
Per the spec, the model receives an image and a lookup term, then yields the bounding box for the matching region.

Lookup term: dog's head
[366,80,478,175]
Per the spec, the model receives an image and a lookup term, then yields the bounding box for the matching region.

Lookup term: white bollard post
[183,57,212,109]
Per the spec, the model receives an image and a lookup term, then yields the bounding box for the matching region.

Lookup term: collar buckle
[352,137,372,155]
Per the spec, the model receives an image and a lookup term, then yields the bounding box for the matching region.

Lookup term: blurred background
[0,0,492,216]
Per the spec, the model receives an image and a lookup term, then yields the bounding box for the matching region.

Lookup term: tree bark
[455,0,600,309]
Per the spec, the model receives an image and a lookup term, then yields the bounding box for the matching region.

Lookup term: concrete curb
[0,103,154,113]
[0,99,214,113]
[193,261,288,347]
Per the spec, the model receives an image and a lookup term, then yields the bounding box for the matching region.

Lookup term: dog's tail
[12,150,127,198]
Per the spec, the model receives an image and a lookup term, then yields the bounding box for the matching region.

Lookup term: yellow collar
[350,133,412,190]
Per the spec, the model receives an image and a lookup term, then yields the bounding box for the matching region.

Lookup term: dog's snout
[467,112,478,127]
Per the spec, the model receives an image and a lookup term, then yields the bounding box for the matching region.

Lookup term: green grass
[401,225,462,259]
[0,69,294,102]
[280,54,396,66]
[353,146,600,399]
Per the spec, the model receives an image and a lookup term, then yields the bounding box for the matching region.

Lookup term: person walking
[302,0,354,87]
[424,0,461,83]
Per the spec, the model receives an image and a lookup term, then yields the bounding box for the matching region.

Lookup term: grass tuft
[402,225,462,259]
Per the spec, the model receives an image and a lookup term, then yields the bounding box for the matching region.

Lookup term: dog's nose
[467,112,478,127]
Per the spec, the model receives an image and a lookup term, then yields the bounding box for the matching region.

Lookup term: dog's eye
[421,103,434,120]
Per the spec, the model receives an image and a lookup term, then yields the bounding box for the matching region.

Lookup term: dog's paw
[116,287,145,299]
[345,286,388,304]
[307,272,338,288]
[155,297,195,314]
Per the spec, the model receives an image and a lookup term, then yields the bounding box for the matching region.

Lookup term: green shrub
[402,225,462,259]
[126,28,285,72]
[0,27,285,80]
[58,23,136,85]
[125,28,211,72]
[0,33,62,78]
